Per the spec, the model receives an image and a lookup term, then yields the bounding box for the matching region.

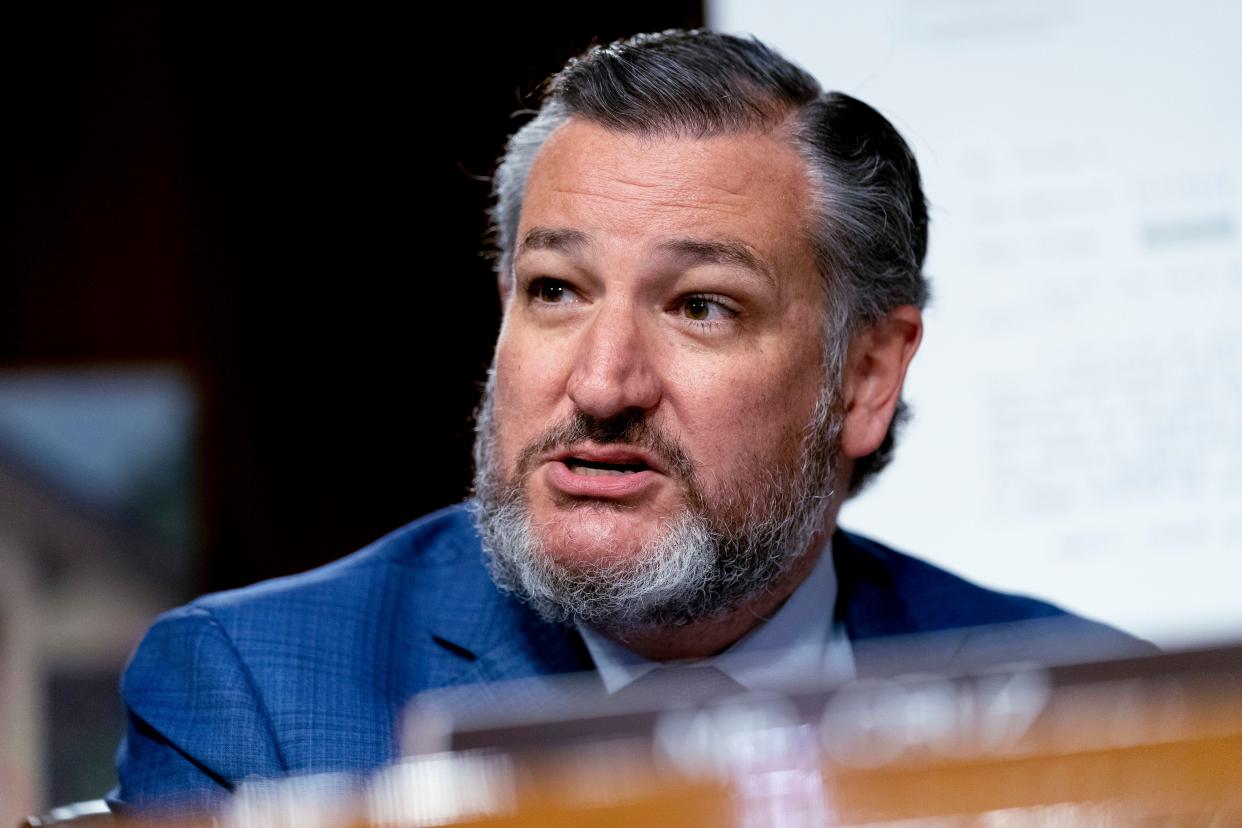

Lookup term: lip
[544,444,666,500]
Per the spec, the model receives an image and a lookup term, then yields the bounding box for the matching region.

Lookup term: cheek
[669,350,824,483]
[491,331,569,468]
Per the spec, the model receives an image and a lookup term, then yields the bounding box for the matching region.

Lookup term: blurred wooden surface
[99,644,1242,826]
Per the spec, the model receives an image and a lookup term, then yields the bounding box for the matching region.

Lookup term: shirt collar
[578,538,855,694]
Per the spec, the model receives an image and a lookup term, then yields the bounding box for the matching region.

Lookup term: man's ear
[840,305,923,460]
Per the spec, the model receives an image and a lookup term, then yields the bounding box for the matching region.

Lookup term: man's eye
[679,295,735,323]
[528,278,572,304]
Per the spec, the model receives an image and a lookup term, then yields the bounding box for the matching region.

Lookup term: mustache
[516,409,696,482]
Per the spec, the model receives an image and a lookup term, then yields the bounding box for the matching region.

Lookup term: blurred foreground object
[90,639,1242,826]
[22,799,112,826]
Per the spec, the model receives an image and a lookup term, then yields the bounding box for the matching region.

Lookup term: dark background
[6,3,703,596]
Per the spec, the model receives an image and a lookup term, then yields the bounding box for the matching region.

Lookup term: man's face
[475,119,838,628]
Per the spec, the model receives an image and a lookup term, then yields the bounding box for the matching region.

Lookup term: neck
[594,526,833,661]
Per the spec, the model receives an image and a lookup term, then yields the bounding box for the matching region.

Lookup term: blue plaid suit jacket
[111,503,1151,813]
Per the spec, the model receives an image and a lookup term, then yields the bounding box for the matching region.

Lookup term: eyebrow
[517,227,590,257]
[655,238,777,288]
[516,227,777,289]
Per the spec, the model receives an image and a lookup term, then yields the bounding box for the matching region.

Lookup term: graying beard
[470,372,841,634]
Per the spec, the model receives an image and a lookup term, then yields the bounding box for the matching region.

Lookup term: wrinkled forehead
[517,117,818,275]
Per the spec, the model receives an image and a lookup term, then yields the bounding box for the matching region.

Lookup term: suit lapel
[419,584,597,718]
[418,540,592,693]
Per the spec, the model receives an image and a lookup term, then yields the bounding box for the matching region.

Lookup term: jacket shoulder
[163,502,482,648]
[118,503,490,791]
[839,530,1066,631]
[836,530,1157,665]
[194,502,481,615]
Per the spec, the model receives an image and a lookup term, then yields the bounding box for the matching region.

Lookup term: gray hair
[488,29,929,496]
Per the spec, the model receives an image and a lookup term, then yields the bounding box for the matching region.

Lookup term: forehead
[518,118,815,270]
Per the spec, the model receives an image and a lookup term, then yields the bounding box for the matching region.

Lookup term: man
[112,29,1150,812]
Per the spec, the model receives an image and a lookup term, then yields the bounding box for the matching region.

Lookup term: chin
[531,503,661,571]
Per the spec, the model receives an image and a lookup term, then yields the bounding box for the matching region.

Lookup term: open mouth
[563,458,650,476]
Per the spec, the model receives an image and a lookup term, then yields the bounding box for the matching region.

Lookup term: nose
[566,301,662,420]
